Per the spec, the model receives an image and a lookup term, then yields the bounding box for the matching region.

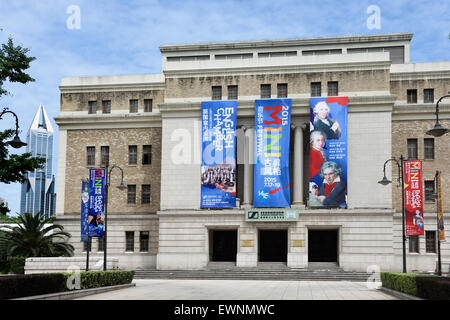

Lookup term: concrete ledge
[379,287,423,300]
[12,283,136,300]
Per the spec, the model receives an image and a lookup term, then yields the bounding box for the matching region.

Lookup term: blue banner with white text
[88,168,105,237]
[201,101,237,208]
[253,99,291,207]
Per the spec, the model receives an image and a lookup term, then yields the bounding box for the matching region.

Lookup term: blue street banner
[81,180,89,242]
[254,99,291,207]
[201,101,237,208]
[308,97,348,207]
[88,168,105,237]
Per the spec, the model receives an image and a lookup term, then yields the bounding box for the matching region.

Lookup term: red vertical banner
[404,160,424,236]
[437,172,445,241]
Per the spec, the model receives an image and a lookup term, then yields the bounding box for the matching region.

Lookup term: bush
[0,273,66,299]
[0,257,9,274]
[9,256,26,274]
[63,270,135,291]
[416,276,450,300]
[380,272,420,296]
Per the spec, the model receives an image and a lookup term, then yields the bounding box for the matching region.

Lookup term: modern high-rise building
[20,104,56,218]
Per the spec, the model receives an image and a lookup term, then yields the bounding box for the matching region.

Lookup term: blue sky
[0,0,449,215]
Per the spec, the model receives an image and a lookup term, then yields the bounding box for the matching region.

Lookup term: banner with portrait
[201,101,237,208]
[308,97,348,208]
[437,171,445,240]
[80,180,89,242]
[404,160,424,236]
[88,168,105,237]
[253,99,291,207]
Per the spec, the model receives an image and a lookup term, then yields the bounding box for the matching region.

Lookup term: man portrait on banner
[309,130,327,186]
[317,161,346,207]
[312,100,341,140]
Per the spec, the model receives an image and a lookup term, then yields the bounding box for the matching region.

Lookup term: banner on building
[88,168,105,237]
[80,180,89,242]
[437,171,445,241]
[404,160,424,236]
[253,99,291,207]
[200,101,237,208]
[308,97,348,208]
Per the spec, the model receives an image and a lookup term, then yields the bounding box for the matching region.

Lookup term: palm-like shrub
[0,212,74,258]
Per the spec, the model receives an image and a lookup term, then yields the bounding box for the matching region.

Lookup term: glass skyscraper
[20,104,56,218]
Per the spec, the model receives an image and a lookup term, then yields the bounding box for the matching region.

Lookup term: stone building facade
[54,33,449,273]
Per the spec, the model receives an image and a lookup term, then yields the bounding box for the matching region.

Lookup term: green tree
[0,212,74,258]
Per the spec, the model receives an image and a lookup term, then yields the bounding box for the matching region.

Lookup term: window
[141,184,151,204]
[424,180,435,202]
[328,81,338,96]
[144,99,153,112]
[88,101,97,114]
[215,53,253,60]
[258,51,297,58]
[87,146,95,166]
[407,89,417,103]
[277,83,287,98]
[212,86,222,100]
[101,146,109,167]
[302,49,342,56]
[102,100,111,114]
[426,231,436,253]
[423,89,434,103]
[140,231,149,252]
[228,85,238,100]
[261,84,271,98]
[142,145,152,165]
[129,99,138,113]
[128,145,137,165]
[127,185,136,204]
[98,238,104,252]
[409,236,419,253]
[407,139,418,160]
[311,82,321,97]
[424,138,434,160]
[83,240,91,252]
[125,231,134,252]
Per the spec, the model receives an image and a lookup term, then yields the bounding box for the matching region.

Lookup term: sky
[0,0,449,215]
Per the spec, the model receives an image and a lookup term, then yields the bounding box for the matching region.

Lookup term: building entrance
[210,230,237,262]
[258,230,288,262]
[308,230,338,262]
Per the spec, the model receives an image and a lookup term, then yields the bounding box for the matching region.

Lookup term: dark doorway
[308,229,338,262]
[210,230,237,262]
[259,230,288,262]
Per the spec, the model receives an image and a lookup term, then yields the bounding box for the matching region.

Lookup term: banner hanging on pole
[404,160,424,236]
[88,168,105,237]
[253,99,291,207]
[81,180,89,242]
[437,171,445,241]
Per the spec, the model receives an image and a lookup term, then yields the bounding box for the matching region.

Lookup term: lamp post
[378,155,407,273]
[103,162,126,271]
[0,107,27,148]
[426,94,450,137]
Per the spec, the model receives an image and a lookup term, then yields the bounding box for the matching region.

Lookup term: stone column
[292,125,304,207]
[242,127,254,207]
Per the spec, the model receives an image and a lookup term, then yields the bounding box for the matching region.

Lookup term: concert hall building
[54,32,450,273]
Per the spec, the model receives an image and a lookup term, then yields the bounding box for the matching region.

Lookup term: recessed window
[129,99,138,113]
[424,180,435,202]
[424,138,434,160]
[260,84,271,98]
[142,145,152,165]
[144,99,153,112]
[327,81,338,96]
[311,82,321,97]
[102,100,111,114]
[141,184,151,205]
[228,85,238,100]
[87,146,95,166]
[408,236,419,253]
[423,89,434,103]
[83,240,92,252]
[277,83,287,98]
[88,101,97,114]
[127,185,136,204]
[140,231,149,252]
[407,139,418,160]
[426,231,436,253]
[128,145,137,165]
[407,89,417,103]
[125,231,134,252]
[212,86,222,100]
[98,238,104,252]
[101,146,109,167]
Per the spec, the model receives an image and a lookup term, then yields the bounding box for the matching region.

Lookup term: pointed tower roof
[30,104,54,133]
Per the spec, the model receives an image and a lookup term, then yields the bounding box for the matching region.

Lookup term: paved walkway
[76,279,397,300]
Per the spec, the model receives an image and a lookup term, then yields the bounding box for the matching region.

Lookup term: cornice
[54,113,162,129]
[390,71,450,81]
[392,103,450,120]
[59,82,165,94]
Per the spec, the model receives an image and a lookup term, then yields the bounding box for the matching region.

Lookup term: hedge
[380,272,420,296]
[416,276,450,300]
[0,270,135,299]
[381,272,450,299]
[9,257,26,274]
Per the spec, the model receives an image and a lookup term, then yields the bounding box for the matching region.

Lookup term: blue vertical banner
[201,101,237,208]
[254,99,291,207]
[308,97,348,207]
[80,180,89,242]
[88,168,105,237]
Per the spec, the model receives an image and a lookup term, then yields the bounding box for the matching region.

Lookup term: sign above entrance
[245,209,299,222]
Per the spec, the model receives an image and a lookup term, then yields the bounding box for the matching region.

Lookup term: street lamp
[426,94,450,137]
[103,162,126,271]
[0,107,27,148]
[379,155,407,273]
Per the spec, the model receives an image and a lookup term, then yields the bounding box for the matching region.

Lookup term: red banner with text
[404,160,424,236]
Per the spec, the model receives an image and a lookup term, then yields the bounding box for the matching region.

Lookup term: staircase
[134,262,371,281]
